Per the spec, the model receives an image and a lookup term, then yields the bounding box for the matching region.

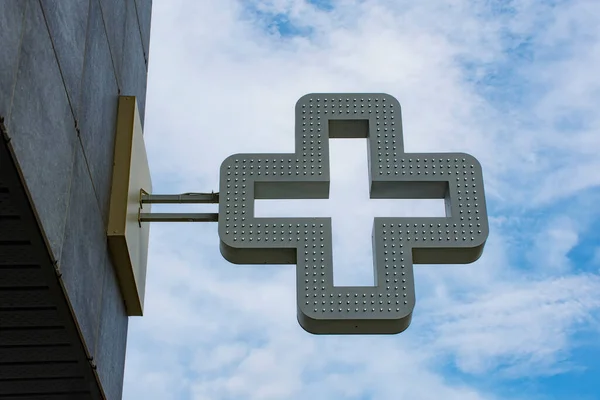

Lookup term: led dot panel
[218,93,489,335]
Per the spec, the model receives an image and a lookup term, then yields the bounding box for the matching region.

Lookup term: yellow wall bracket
[107,96,152,316]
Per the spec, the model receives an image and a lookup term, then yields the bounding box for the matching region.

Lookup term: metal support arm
[141,192,219,204]
[138,191,219,223]
[139,213,218,222]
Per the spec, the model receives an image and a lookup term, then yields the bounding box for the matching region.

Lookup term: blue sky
[122,0,600,399]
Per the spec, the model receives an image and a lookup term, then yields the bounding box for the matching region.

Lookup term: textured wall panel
[41,0,90,117]
[8,1,77,260]
[95,256,129,400]
[134,0,152,63]
[1,0,152,396]
[78,0,120,224]
[59,145,108,356]
[0,0,28,118]
[120,0,148,125]
[219,93,489,334]
[98,0,127,88]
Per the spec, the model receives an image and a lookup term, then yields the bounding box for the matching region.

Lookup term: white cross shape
[255,139,445,287]
[218,93,489,335]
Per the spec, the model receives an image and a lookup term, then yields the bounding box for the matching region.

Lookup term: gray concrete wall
[0,1,152,398]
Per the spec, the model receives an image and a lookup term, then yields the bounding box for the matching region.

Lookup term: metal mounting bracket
[137,191,219,223]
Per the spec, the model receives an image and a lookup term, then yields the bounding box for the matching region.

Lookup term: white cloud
[526,216,579,273]
[425,274,600,377]
[123,0,600,399]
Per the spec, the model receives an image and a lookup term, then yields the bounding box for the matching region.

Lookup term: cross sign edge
[218,93,489,335]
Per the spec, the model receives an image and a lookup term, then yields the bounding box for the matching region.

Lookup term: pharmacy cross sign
[218,93,489,335]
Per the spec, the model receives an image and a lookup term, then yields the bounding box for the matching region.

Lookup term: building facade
[0,0,152,398]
